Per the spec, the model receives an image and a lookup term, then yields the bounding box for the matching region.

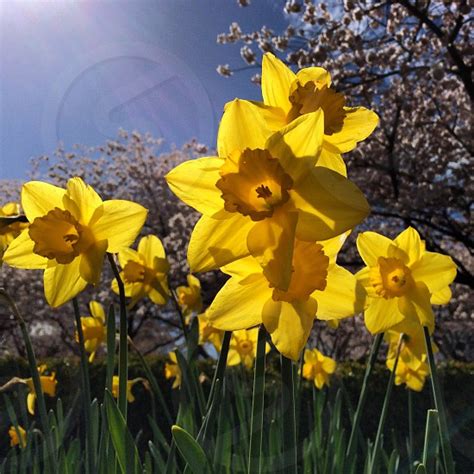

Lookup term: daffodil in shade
[207,234,365,361]
[301,348,337,389]
[387,353,429,392]
[356,227,457,334]
[227,328,270,369]
[198,309,224,351]
[24,365,57,415]
[76,301,106,362]
[111,235,170,308]
[8,425,27,448]
[111,376,148,403]
[0,202,28,262]
[166,99,369,292]
[177,274,203,315]
[246,52,379,175]
[164,351,182,389]
[3,177,147,307]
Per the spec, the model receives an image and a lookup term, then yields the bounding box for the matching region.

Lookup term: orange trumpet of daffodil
[166,99,369,292]
[111,235,170,307]
[3,177,147,307]
[301,348,337,389]
[207,234,364,361]
[75,301,106,362]
[24,365,57,415]
[356,227,456,334]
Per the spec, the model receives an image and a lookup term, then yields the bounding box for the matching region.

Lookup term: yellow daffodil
[301,348,337,389]
[227,328,270,369]
[356,227,457,334]
[111,376,148,403]
[246,53,379,175]
[166,99,369,292]
[111,235,170,307]
[3,177,147,307]
[76,301,106,362]
[198,309,224,351]
[24,365,57,415]
[177,274,203,315]
[387,353,429,392]
[0,202,28,262]
[8,425,27,448]
[164,351,182,389]
[207,234,364,361]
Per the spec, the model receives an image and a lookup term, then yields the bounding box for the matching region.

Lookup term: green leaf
[104,390,142,474]
[172,425,213,474]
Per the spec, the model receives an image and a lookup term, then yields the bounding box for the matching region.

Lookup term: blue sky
[0,0,288,179]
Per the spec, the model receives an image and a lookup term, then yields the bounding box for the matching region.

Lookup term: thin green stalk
[72,298,95,473]
[0,289,57,473]
[423,326,455,474]
[107,253,128,419]
[346,332,384,461]
[248,325,267,474]
[370,334,403,473]
[281,355,297,473]
[408,389,414,474]
[422,409,439,473]
[171,289,189,345]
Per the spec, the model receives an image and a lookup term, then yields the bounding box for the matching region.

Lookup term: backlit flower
[111,235,170,307]
[198,309,224,351]
[24,365,57,415]
[177,274,203,315]
[301,348,337,389]
[386,353,429,392]
[207,234,364,360]
[227,328,270,369]
[356,227,456,334]
[8,425,27,448]
[111,376,148,403]
[3,177,147,307]
[76,301,106,362]
[164,351,182,389]
[166,100,369,292]
[0,202,28,263]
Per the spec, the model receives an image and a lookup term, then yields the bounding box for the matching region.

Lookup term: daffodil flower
[3,177,147,307]
[111,235,170,307]
[207,234,365,361]
[177,274,203,315]
[198,309,224,351]
[227,328,270,369]
[166,99,369,292]
[356,227,457,334]
[8,425,27,448]
[244,53,379,175]
[0,202,28,262]
[24,365,57,415]
[301,348,337,389]
[111,376,148,403]
[76,301,106,362]
[164,351,182,389]
[386,353,429,392]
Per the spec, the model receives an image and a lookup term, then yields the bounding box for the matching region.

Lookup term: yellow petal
[314,265,365,320]
[393,227,424,265]
[64,177,103,225]
[323,107,379,154]
[187,213,253,272]
[315,148,347,177]
[165,157,224,216]
[44,258,88,307]
[355,266,378,299]
[207,275,271,330]
[247,210,298,291]
[222,256,262,281]
[79,239,107,285]
[89,301,106,322]
[218,99,271,158]
[247,100,288,131]
[292,167,370,241]
[400,282,435,331]
[319,232,350,264]
[261,52,296,113]
[27,393,36,415]
[322,357,336,374]
[262,298,317,361]
[117,247,142,269]
[410,252,456,294]
[3,229,48,269]
[430,286,452,305]
[149,284,169,305]
[21,181,66,221]
[364,297,405,334]
[90,200,147,253]
[138,235,166,265]
[295,66,331,88]
[356,231,393,267]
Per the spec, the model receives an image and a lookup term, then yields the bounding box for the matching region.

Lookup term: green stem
[346,332,384,461]
[423,326,455,474]
[107,253,128,420]
[0,289,57,473]
[171,289,189,345]
[281,355,297,473]
[248,326,267,474]
[370,334,403,473]
[72,298,95,473]
[408,389,414,474]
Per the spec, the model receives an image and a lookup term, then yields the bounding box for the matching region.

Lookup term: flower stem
[248,325,267,474]
[423,326,455,474]
[281,354,297,472]
[72,298,95,473]
[171,289,189,345]
[346,332,384,462]
[408,389,414,473]
[370,333,403,473]
[107,253,128,419]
